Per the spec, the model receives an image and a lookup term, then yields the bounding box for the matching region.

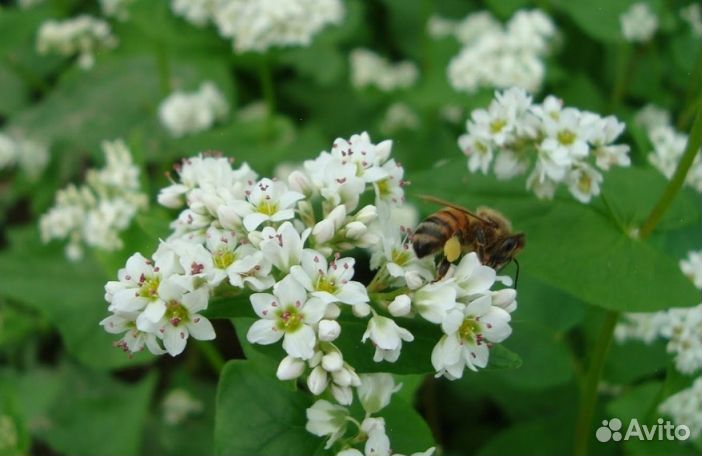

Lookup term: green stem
[195,340,226,374]
[367,267,390,293]
[573,310,619,456]
[639,106,701,239]
[259,56,276,117]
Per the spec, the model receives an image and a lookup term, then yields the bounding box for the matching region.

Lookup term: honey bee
[411,195,525,283]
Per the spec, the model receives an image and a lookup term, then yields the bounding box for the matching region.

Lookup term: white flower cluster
[639,106,702,193]
[379,103,420,135]
[161,388,204,425]
[615,250,702,375]
[158,82,229,138]
[16,0,45,8]
[349,49,419,92]
[437,10,556,94]
[659,376,702,441]
[39,139,147,260]
[0,132,49,180]
[680,3,702,37]
[457,87,631,203]
[170,0,344,53]
[306,374,435,456]
[620,2,658,43]
[99,0,134,21]
[36,15,117,70]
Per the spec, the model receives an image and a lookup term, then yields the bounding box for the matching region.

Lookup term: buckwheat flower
[635,104,671,131]
[433,295,512,378]
[171,0,217,26]
[291,250,370,307]
[587,115,631,170]
[680,250,702,289]
[373,159,406,205]
[213,0,344,53]
[659,377,702,440]
[620,3,658,43]
[161,388,204,425]
[18,0,46,8]
[660,304,702,374]
[350,49,419,92]
[413,282,459,324]
[566,163,603,204]
[247,275,326,360]
[159,82,229,137]
[307,345,361,404]
[0,134,15,170]
[681,3,702,37]
[305,400,350,449]
[379,103,420,135]
[362,314,414,363]
[447,9,555,94]
[615,312,669,344]
[318,319,341,341]
[648,124,702,192]
[0,133,49,179]
[100,311,166,355]
[357,374,401,414]
[100,0,134,20]
[388,294,411,317]
[259,222,308,273]
[230,178,304,231]
[36,15,117,69]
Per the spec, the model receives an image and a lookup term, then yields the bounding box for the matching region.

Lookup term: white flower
[432,295,512,378]
[447,9,555,94]
[658,377,702,440]
[388,295,411,317]
[305,400,349,449]
[648,124,702,193]
[307,345,361,404]
[660,304,702,374]
[213,0,344,53]
[40,139,146,259]
[231,178,304,231]
[247,275,326,360]
[171,0,218,26]
[291,249,370,306]
[357,374,401,414]
[413,282,458,324]
[634,104,671,131]
[350,49,419,92]
[379,102,420,135]
[36,15,117,69]
[362,314,414,363]
[259,221,307,273]
[100,0,134,20]
[588,115,631,170]
[158,82,229,137]
[100,311,166,355]
[681,3,702,37]
[161,388,204,425]
[566,163,603,204]
[620,3,658,43]
[318,319,341,342]
[680,250,702,289]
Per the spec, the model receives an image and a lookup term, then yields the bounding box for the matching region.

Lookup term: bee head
[486,232,525,269]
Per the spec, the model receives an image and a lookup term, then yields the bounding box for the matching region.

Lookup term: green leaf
[558,0,636,43]
[0,228,152,369]
[409,160,700,312]
[380,392,436,455]
[603,340,669,384]
[41,367,157,456]
[477,415,576,456]
[214,360,322,456]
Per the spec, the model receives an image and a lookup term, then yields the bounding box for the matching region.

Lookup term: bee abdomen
[411,215,451,258]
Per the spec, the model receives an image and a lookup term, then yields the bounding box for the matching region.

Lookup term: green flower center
[315,275,337,294]
[165,300,189,327]
[257,200,278,216]
[275,305,304,333]
[376,178,391,197]
[458,318,481,343]
[489,118,507,134]
[577,173,592,193]
[391,247,411,266]
[557,129,576,146]
[213,250,236,269]
[138,276,160,299]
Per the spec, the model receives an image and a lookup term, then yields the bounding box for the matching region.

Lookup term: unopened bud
[332,367,352,387]
[332,385,353,405]
[157,185,186,208]
[344,221,367,239]
[352,302,371,318]
[318,319,341,341]
[388,294,411,317]
[322,351,343,372]
[276,355,305,380]
[307,365,329,395]
[312,219,335,244]
[405,271,424,290]
[492,288,517,313]
[324,303,341,319]
[327,204,347,228]
[288,170,313,196]
[354,205,377,224]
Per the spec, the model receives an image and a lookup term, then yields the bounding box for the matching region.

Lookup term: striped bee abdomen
[411,208,466,258]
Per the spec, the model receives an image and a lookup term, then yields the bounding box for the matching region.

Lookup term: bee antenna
[512,258,520,290]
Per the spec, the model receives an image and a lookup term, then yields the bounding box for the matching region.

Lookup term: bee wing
[416,194,494,225]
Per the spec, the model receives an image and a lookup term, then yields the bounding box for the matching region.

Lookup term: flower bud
[327,204,347,228]
[344,221,367,240]
[331,367,352,387]
[354,205,377,224]
[312,219,335,244]
[388,294,411,317]
[307,365,329,395]
[288,170,313,196]
[324,303,341,319]
[352,302,371,318]
[332,385,353,405]
[405,271,424,290]
[318,319,341,341]
[492,288,517,313]
[322,351,343,372]
[217,205,242,230]
[375,140,393,162]
[276,355,305,380]
[157,185,186,208]
[247,230,264,248]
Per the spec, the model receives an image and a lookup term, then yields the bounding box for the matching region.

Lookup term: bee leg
[435,257,451,281]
